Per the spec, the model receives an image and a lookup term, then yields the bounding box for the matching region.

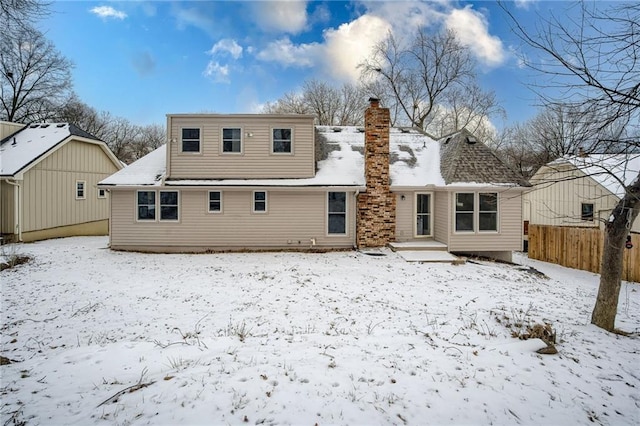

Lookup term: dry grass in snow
[1,237,639,425]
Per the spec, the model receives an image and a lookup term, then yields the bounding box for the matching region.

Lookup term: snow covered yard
[1,237,639,426]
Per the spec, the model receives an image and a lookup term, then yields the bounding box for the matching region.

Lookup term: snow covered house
[524,153,640,233]
[0,123,123,242]
[100,99,529,261]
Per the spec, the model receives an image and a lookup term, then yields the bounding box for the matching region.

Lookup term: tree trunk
[591,173,640,331]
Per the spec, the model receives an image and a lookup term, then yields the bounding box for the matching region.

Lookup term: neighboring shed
[524,153,640,233]
[0,123,123,242]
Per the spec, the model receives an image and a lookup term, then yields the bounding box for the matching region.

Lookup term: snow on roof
[100,145,167,186]
[0,123,78,176]
[551,153,640,197]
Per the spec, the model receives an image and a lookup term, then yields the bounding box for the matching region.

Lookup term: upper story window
[581,203,594,221]
[272,128,292,154]
[181,128,200,153]
[328,192,347,234]
[76,181,86,200]
[137,191,156,221]
[208,191,222,213]
[253,191,267,213]
[222,128,242,153]
[160,191,179,221]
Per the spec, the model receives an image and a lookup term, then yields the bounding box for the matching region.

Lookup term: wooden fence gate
[528,225,639,283]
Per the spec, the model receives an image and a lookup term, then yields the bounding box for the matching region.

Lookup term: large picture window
[222,128,242,153]
[272,128,292,153]
[455,193,475,232]
[209,191,222,213]
[479,193,498,231]
[253,191,267,213]
[181,128,200,153]
[328,192,346,234]
[137,191,156,220]
[160,191,179,221]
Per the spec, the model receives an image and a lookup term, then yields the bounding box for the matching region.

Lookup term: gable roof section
[548,153,640,198]
[0,123,110,177]
[440,129,531,187]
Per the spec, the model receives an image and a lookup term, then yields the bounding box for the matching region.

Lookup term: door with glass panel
[416,193,432,237]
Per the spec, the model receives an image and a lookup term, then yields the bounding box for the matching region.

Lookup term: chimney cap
[368,97,380,106]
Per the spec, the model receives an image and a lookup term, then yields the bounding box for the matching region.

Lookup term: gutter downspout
[4,178,22,242]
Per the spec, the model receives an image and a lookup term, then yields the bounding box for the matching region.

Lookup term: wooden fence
[528,225,639,283]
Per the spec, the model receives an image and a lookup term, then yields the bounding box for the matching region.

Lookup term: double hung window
[222,128,242,153]
[328,192,346,234]
[272,128,292,153]
[181,128,200,153]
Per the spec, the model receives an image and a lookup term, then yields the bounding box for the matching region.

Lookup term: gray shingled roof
[440,129,531,186]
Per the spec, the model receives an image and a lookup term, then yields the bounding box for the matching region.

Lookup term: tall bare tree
[359,28,502,139]
[503,2,640,331]
[262,79,368,126]
[1,27,73,122]
[1,0,49,43]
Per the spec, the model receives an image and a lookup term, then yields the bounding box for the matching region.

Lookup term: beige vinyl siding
[525,165,637,231]
[0,121,25,139]
[433,190,450,245]
[394,191,448,243]
[394,192,412,241]
[0,181,16,234]
[21,140,119,232]
[447,189,524,252]
[167,115,316,179]
[109,188,356,251]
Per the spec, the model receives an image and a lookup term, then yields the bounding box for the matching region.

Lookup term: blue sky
[39,1,571,129]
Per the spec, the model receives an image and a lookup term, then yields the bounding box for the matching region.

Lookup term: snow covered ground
[1,237,639,425]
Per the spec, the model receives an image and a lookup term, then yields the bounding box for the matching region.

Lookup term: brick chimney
[356,98,396,248]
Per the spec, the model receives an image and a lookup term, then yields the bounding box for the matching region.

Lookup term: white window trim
[208,190,223,214]
[271,127,294,155]
[98,188,107,199]
[414,192,433,238]
[453,192,500,234]
[159,190,180,222]
[221,127,244,155]
[252,190,268,214]
[327,191,348,236]
[180,127,202,154]
[136,190,157,222]
[76,180,86,200]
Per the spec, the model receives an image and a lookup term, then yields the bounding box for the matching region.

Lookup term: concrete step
[388,241,449,251]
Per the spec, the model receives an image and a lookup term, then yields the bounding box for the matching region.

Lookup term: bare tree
[262,79,368,126]
[503,2,640,331]
[359,28,501,139]
[1,0,50,43]
[54,95,112,139]
[130,123,166,161]
[1,27,73,122]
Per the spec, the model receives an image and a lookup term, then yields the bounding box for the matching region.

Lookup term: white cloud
[203,61,230,83]
[174,7,214,35]
[252,1,308,34]
[255,14,390,83]
[514,0,537,10]
[256,38,319,67]
[90,6,127,20]
[445,7,505,67]
[322,14,392,81]
[209,39,243,60]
